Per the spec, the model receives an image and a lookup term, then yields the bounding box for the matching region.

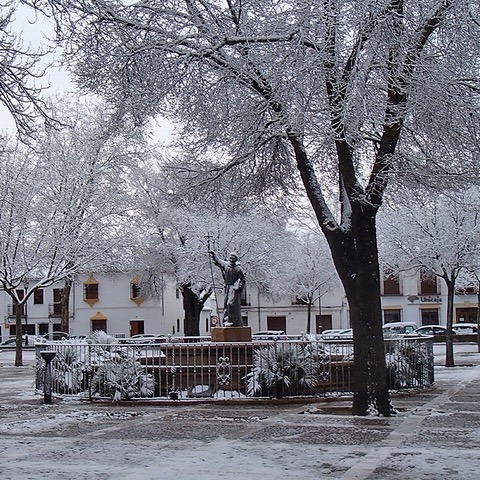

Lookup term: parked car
[321,328,353,339]
[452,323,478,334]
[252,330,286,340]
[383,322,418,337]
[1,335,44,346]
[42,332,70,341]
[1,337,17,346]
[119,334,167,344]
[414,325,455,336]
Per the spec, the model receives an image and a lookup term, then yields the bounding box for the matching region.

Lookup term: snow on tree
[29,0,480,415]
[0,1,57,136]
[32,96,154,329]
[270,231,341,334]
[129,158,295,336]
[0,98,147,365]
[379,186,480,367]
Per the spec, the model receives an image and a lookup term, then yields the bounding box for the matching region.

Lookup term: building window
[420,268,438,295]
[421,308,439,325]
[49,288,62,316]
[85,283,98,300]
[383,269,400,295]
[83,275,99,307]
[316,314,332,333]
[90,311,107,333]
[129,319,144,336]
[10,324,34,336]
[266,316,287,332]
[91,319,106,332]
[34,289,44,304]
[455,307,478,323]
[291,295,308,305]
[130,278,143,306]
[131,282,141,299]
[383,309,401,324]
[38,323,49,335]
[241,287,250,306]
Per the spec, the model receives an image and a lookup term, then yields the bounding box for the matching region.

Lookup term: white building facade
[0,268,477,342]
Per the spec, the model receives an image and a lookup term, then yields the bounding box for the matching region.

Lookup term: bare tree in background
[30,0,480,415]
[272,233,341,335]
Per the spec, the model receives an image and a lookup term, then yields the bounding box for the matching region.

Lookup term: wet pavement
[1,344,480,479]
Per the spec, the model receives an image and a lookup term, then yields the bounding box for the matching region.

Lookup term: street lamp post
[23,280,30,346]
[23,280,29,326]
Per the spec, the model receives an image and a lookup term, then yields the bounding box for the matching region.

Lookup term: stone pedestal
[211,326,252,342]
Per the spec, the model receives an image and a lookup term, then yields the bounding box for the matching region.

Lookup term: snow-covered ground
[1,343,480,479]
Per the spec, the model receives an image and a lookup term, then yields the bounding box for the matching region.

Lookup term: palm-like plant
[245,343,317,398]
[92,352,155,401]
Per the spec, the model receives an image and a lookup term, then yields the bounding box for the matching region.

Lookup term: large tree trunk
[60,278,73,334]
[329,206,390,416]
[180,283,212,337]
[292,136,390,416]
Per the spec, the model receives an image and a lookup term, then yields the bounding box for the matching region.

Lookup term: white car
[452,323,478,334]
[321,328,353,339]
[252,330,286,340]
[119,334,167,344]
[383,322,418,337]
[415,325,454,336]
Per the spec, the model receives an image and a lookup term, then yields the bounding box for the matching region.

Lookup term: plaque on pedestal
[211,326,252,342]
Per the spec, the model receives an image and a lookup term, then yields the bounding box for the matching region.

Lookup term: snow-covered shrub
[245,343,317,398]
[89,330,117,345]
[51,346,84,394]
[386,352,414,389]
[36,331,157,400]
[91,349,155,401]
[303,341,332,383]
[385,340,430,389]
[35,346,84,394]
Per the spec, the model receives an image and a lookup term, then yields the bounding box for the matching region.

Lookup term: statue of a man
[209,251,246,327]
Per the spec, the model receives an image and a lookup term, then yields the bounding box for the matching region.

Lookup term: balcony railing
[35,336,434,402]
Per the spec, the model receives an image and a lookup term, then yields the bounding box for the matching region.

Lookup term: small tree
[0,100,145,365]
[380,188,480,367]
[271,232,341,334]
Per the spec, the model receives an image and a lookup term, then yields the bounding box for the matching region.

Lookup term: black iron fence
[35,335,434,402]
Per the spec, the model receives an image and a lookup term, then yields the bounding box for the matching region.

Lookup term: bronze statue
[209,251,246,327]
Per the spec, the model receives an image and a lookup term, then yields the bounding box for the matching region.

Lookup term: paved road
[1,345,479,479]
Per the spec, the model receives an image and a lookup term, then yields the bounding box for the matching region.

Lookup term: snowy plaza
[1,2,479,478]
[1,343,480,480]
